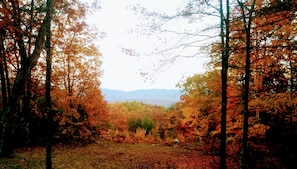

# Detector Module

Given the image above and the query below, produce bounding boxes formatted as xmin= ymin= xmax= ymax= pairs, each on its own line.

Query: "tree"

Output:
xmin=0 ymin=25 xmax=7 ymax=120
xmin=234 ymin=0 xmax=256 ymax=168
xmin=177 ymin=71 xmax=221 ymax=142
xmin=45 ymin=0 xmax=54 ymax=168
xmin=130 ymin=1 xmax=231 ymax=166
xmin=131 ymin=1 xmax=233 ymax=167
xmin=228 ymin=0 xmax=297 ymax=167
xmin=0 ymin=0 xmax=105 ymax=157
xmin=0 ymin=0 xmax=55 ymax=157
xmin=219 ymin=0 xmax=230 ymax=168
xmin=107 ymin=102 xmax=130 ymax=131
xmin=47 ymin=0 xmax=107 ymax=142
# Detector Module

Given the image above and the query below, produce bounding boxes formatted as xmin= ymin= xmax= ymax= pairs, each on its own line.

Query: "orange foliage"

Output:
xmin=30 ymin=0 xmax=108 ymax=142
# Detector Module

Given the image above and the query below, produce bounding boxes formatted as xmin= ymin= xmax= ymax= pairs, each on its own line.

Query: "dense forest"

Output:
xmin=0 ymin=0 xmax=297 ymax=168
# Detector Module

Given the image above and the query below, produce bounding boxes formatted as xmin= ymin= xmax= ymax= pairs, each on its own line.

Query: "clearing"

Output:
xmin=0 ymin=141 xmax=222 ymax=169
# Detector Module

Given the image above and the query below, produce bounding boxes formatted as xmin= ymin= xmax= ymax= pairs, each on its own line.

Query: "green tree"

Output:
xmin=141 ymin=116 xmax=154 ymax=134
xmin=128 ymin=115 xmax=154 ymax=134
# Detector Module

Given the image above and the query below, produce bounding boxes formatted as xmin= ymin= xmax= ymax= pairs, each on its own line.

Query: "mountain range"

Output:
xmin=101 ymin=88 xmax=182 ymax=107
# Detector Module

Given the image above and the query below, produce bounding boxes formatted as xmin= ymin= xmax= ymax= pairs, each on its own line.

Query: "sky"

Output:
xmin=86 ymin=0 xmax=216 ymax=91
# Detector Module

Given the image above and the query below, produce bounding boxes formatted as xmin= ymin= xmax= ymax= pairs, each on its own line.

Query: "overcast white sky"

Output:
xmin=86 ymin=0 xmax=217 ymax=91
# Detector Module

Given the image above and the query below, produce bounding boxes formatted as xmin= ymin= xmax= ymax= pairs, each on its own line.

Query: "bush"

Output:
xmin=141 ymin=116 xmax=154 ymax=134
xmin=134 ymin=128 xmax=147 ymax=142
xmin=128 ymin=116 xmax=154 ymax=135
xmin=128 ymin=118 xmax=142 ymax=132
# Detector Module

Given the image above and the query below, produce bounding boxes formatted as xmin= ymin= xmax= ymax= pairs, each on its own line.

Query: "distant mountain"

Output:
xmin=101 ymin=88 xmax=181 ymax=107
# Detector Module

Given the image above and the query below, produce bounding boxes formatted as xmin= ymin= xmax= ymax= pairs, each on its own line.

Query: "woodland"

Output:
xmin=0 ymin=0 xmax=297 ymax=169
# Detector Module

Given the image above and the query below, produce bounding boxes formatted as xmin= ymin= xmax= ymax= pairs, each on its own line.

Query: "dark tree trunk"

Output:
xmin=237 ymin=1 xmax=256 ymax=168
xmin=0 ymin=30 xmax=8 ymax=114
xmin=45 ymin=0 xmax=54 ymax=168
xmin=0 ymin=30 xmax=8 ymax=148
xmin=219 ymin=0 xmax=230 ymax=168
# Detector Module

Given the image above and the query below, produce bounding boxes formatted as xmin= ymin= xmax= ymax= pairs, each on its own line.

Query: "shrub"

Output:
xmin=134 ymin=128 xmax=147 ymax=142
xmin=128 ymin=116 xmax=154 ymax=134
xmin=141 ymin=116 xmax=154 ymax=134
xmin=128 ymin=118 xmax=142 ymax=132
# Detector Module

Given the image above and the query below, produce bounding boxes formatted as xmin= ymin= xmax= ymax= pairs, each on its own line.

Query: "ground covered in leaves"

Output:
xmin=0 ymin=140 xmax=225 ymax=169
xmin=0 ymin=140 xmax=287 ymax=169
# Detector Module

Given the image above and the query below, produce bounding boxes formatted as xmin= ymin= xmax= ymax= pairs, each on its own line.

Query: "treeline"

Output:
xmin=102 ymin=101 xmax=179 ymax=143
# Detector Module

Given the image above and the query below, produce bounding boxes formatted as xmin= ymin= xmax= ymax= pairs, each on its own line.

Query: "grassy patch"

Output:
xmin=0 ymin=141 xmax=219 ymax=169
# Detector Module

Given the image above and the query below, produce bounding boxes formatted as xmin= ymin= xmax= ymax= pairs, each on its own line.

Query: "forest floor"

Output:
xmin=0 ymin=140 xmax=229 ymax=169
xmin=0 ymin=140 xmax=287 ymax=169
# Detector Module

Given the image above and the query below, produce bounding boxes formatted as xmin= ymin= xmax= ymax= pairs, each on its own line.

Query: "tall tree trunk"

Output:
xmin=237 ymin=0 xmax=256 ymax=168
xmin=0 ymin=30 xmax=8 ymax=114
xmin=45 ymin=0 xmax=54 ymax=168
xmin=219 ymin=0 xmax=230 ymax=168
xmin=0 ymin=0 xmax=56 ymax=157
xmin=21 ymin=0 xmax=35 ymax=144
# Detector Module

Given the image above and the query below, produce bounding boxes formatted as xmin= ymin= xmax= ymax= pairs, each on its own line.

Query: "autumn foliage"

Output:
xmin=0 ymin=0 xmax=297 ymax=168
xmin=97 ymin=1 xmax=297 ymax=168
xmin=0 ymin=0 xmax=107 ymax=148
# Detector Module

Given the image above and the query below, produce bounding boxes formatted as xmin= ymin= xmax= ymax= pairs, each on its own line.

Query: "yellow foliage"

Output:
xmin=124 ymin=133 xmax=134 ymax=143
xmin=134 ymin=128 xmax=147 ymax=143
xmin=249 ymin=124 xmax=270 ymax=138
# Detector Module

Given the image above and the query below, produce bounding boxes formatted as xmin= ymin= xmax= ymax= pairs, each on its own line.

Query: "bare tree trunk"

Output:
xmin=45 ymin=0 xmax=54 ymax=168
xmin=237 ymin=0 xmax=256 ymax=168
xmin=219 ymin=0 xmax=230 ymax=168
xmin=0 ymin=30 xmax=8 ymax=114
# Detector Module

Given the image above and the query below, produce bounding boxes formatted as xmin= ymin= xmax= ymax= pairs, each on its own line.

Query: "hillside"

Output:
xmin=101 ymin=88 xmax=181 ymax=107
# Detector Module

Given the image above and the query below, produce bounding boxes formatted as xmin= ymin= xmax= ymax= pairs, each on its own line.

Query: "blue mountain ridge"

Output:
xmin=101 ymin=88 xmax=182 ymax=107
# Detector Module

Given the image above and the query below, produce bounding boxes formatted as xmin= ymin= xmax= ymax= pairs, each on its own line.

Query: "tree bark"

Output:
xmin=237 ymin=0 xmax=256 ymax=168
xmin=45 ymin=0 xmax=53 ymax=168
xmin=219 ymin=0 xmax=230 ymax=168
xmin=0 ymin=30 xmax=8 ymax=114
